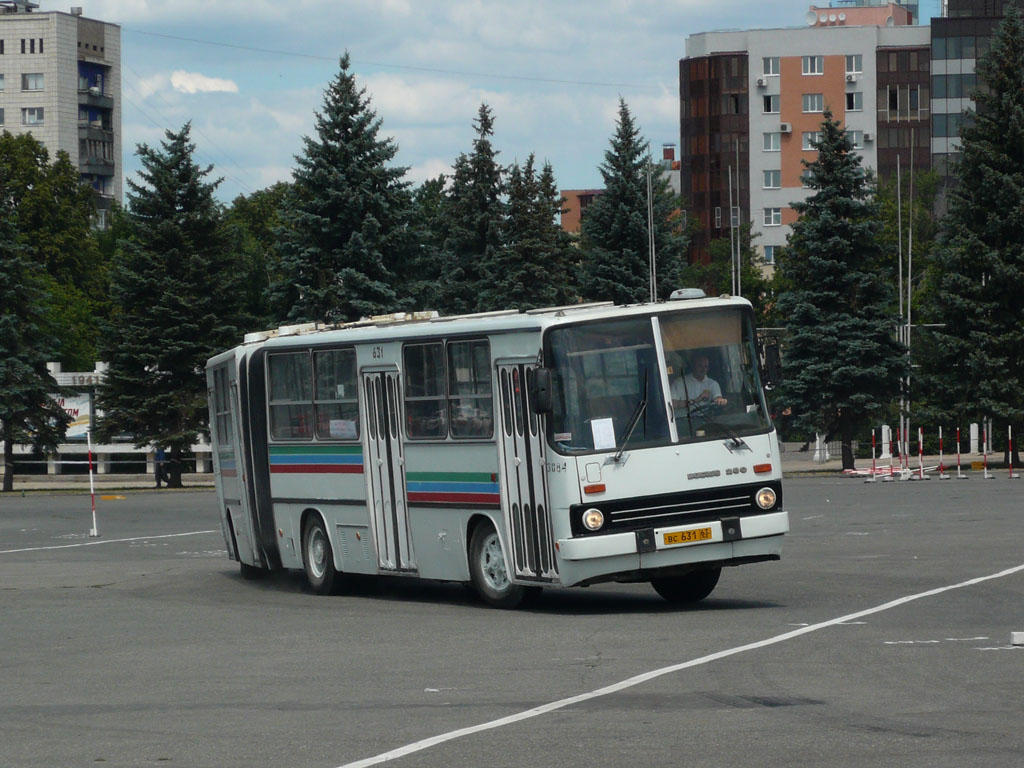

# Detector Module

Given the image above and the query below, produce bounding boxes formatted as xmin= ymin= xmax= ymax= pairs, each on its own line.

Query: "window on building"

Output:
xmin=802 ymin=131 xmax=822 ymax=150
xmin=763 ymin=169 xmax=781 ymax=189
xmin=763 ymin=131 xmax=781 ymax=151
xmin=21 ymin=73 xmax=44 ymax=91
xmin=801 ymin=169 xmax=814 ymax=187
xmin=762 ymin=56 xmax=780 ymax=75
xmin=22 ymin=107 xmax=44 ymax=125
xmin=846 ymin=91 xmax=863 ymax=111
xmin=763 ymin=245 xmax=776 ymax=264
xmin=0 ymin=74 xmax=4 ymax=92
xmin=802 ymin=93 xmax=824 ymax=113
xmin=21 ymin=38 xmax=26 ymax=54
xmin=0 ymin=40 xmax=5 ymax=55
xmin=802 ymin=55 xmax=824 ymax=75
xmin=846 ymin=130 xmax=864 ymax=148
xmin=0 ymin=109 xmax=4 ymax=126
xmin=763 ymin=207 xmax=782 ymax=226
xmin=763 ymin=94 xmax=780 ymax=113
xmin=313 ymin=349 xmax=359 ymax=440
xmin=889 ymin=87 xmax=899 ymax=112
xmin=846 ymin=54 xmax=863 ymax=74
xmin=714 ymin=207 xmax=722 ymax=228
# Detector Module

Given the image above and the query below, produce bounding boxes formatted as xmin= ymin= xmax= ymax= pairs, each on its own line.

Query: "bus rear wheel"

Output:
xmin=469 ymin=522 xmax=525 ymax=609
xmin=302 ymin=516 xmax=342 ymax=595
xmin=650 ymin=567 xmax=721 ymax=604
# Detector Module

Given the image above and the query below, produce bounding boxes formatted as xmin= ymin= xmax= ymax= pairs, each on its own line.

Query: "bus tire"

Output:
xmin=469 ymin=522 xmax=525 ymax=609
xmin=650 ymin=567 xmax=721 ymax=604
xmin=302 ymin=515 xmax=341 ymax=595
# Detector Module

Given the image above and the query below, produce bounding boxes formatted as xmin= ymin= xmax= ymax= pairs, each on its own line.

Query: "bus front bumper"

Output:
xmin=556 ymin=510 xmax=789 ymax=561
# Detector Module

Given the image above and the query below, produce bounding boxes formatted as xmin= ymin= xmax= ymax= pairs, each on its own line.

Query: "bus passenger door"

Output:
xmin=227 ymin=378 xmax=259 ymax=566
xmin=497 ymin=361 xmax=558 ymax=582
xmin=362 ymin=369 xmax=415 ymax=573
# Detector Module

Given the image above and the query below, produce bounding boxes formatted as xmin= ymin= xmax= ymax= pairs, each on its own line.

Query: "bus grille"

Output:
xmin=569 ymin=480 xmax=782 ymax=537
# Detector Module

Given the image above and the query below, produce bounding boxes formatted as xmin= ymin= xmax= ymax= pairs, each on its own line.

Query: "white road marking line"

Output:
xmin=337 ymin=562 xmax=1024 ymax=768
xmin=0 ymin=530 xmax=218 ymax=554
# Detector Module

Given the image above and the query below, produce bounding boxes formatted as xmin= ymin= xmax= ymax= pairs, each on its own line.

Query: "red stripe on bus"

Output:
xmin=270 ymin=465 xmax=364 ymax=474
xmin=407 ymin=492 xmax=501 ymax=504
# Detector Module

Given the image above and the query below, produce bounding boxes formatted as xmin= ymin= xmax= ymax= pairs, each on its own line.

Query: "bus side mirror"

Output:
xmin=529 ymin=368 xmax=553 ymax=414
xmin=764 ymin=343 xmax=782 ymax=387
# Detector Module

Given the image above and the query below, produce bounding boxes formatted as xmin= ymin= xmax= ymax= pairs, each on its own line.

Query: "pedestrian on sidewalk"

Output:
xmin=155 ymin=446 xmax=169 ymax=488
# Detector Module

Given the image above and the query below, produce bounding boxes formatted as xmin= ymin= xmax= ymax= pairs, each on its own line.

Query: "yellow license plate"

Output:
xmin=663 ymin=527 xmax=713 ymax=546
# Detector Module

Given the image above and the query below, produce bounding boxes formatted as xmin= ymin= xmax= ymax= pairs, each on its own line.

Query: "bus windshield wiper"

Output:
xmin=613 ymin=369 xmax=648 ymax=464
xmin=700 ymin=415 xmax=750 ymax=452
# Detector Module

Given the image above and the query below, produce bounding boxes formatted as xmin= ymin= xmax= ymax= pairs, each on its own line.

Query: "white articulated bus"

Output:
xmin=206 ymin=294 xmax=788 ymax=607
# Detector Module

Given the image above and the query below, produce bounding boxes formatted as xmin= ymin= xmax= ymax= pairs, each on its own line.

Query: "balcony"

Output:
xmin=79 ymin=157 xmax=114 ymax=176
xmin=78 ymin=124 xmax=113 ymax=142
xmin=78 ymin=88 xmax=113 ymax=110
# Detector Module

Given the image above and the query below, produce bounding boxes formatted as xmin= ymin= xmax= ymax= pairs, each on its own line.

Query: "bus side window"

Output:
xmin=404 ymin=342 xmax=448 ymax=439
xmin=313 ymin=349 xmax=359 ymax=440
xmin=268 ymin=351 xmax=313 ymax=440
xmin=448 ymin=339 xmax=493 ymax=439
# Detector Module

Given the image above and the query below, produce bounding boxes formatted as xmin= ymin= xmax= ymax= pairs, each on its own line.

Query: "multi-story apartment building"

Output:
xmin=680 ymin=5 xmax=929 ymax=267
xmin=0 ymin=0 xmax=121 ymax=221
xmin=931 ymin=0 xmax=1018 ymax=183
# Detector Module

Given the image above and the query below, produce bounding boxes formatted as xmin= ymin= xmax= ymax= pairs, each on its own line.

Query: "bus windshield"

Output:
xmin=545 ymin=307 xmax=772 ymax=454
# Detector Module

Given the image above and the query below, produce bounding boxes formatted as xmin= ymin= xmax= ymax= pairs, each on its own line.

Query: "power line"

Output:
xmin=123 ymin=27 xmax=659 ymax=91
xmin=123 ymin=63 xmax=257 ymax=192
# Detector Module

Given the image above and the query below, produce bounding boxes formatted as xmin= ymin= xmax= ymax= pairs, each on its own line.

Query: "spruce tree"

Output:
xmin=774 ymin=108 xmax=905 ymax=469
xmin=480 ymin=155 xmax=574 ymax=311
xmin=0 ymin=190 xmax=68 ymax=492
xmin=96 ymin=123 xmax=243 ymax=487
xmin=406 ymin=175 xmax=449 ymax=311
xmin=440 ymin=103 xmax=506 ymax=314
xmin=579 ymin=98 xmax=687 ymax=304
xmin=919 ymin=7 xmax=1024 ymax=460
xmin=270 ymin=54 xmax=412 ymax=324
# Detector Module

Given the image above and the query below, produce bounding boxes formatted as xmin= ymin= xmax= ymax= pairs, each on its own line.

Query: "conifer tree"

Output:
xmin=96 ymin=123 xmax=243 ymax=487
xmin=480 ymin=155 xmax=574 ymax=310
xmin=440 ymin=103 xmax=506 ymax=314
xmin=271 ymin=54 xmax=412 ymax=324
xmin=0 ymin=183 xmax=69 ymax=492
xmin=919 ymin=7 xmax=1024 ymax=460
xmin=579 ymin=98 xmax=687 ymax=304
xmin=405 ymin=175 xmax=449 ymax=311
xmin=774 ymin=108 xmax=905 ymax=469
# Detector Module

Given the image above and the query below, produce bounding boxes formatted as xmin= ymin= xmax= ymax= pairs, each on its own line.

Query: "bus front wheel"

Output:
xmin=469 ymin=522 xmax=525 ymax=609
xmin=650 ymin=567 xmax=721 ymax=604
xmin=302 ymin=516 xmax=341 ymax=595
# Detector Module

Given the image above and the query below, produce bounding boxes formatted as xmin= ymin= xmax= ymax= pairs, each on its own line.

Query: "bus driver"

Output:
xmin=671 ymin=352 xmax=727 ymax=418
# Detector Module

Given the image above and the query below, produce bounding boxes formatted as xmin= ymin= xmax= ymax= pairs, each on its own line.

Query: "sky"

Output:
xmin=67 ymin=0 xmax=942 ymax=204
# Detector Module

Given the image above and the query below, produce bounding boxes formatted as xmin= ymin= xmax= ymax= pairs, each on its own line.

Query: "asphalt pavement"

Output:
xmin=1 ymin=478 xmax=1022 ymax=768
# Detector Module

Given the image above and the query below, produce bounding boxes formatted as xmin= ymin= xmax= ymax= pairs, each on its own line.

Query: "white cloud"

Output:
xmin=406 ymin=157 xmax=452 ymax=185
xmin=170 ymin=71 xmax=239 ymax=94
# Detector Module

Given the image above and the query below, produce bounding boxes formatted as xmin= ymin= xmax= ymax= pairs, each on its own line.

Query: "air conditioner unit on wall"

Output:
xmin=846 ymin=73 xmax=857 ymax=82
xmin=864 ymin=132 xmax=874 ymax=141
xmin=756 ymin=77 xmax=767 ymax=87
xmin=779 ymin=122 xmax=792 ymax=133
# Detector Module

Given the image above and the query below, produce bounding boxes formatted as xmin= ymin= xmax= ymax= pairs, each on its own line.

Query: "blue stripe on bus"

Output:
xmin=406 ymin=481 xmax=498 ymax=494
xmin=270 ymin=454 xmax=363 ymax=465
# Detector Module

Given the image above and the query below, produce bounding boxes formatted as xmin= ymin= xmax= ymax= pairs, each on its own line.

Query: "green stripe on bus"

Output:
xmin=406 ymin=471 xmax=495 ymax=482
xmin=269 ymin=445 xmax=363 ymax=455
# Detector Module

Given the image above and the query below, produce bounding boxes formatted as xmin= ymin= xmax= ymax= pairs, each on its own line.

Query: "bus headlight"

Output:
xmin=755 ymin=487 xmax=777 ymax=510
xmin=582 ymin=508 xmax=605 ymax=531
